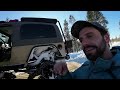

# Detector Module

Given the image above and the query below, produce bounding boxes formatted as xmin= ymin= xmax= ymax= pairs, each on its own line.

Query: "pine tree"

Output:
xmin=69 ymin=15 xmax=76 ymax=24
xmin=87 ymin=11 xmax=95 ymax=22
xmin=69 ymin=15 xmax=81 ymax=52
xmin=63 ymin=19 xmax=70 ymax=41
xmin=6 ymin=17 xmax=9 ymax=22
xmin=87 ymin=11 xmax=108 ymax=30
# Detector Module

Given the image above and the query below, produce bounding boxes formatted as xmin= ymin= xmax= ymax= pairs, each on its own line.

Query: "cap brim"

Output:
xmin=71 ymin=21 xmax=97 ymax=39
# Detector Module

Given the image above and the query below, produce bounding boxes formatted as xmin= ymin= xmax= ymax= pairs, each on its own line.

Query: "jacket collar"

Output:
xmin=89 ymin=47 xmax=120 ymax=73
xmin=91 ymin=57 xmax=113 ymax=72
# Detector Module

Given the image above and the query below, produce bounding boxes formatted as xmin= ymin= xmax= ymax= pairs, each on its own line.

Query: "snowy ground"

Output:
xmin=66 ymin=50 xmax=88 ymax=64
xmin=66 ymin=41 xmax=120 ymax=64
xmin=110 ymin=41 xmax=120 ymax=48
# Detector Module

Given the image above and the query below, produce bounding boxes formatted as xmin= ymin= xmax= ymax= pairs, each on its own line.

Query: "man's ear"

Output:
xmin=104 ymin=32 xmax=110 ymax=43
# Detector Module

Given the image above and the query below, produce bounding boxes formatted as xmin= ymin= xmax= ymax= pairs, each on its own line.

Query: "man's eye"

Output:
xmin=87 ymin=35 xmax=92 ymax=38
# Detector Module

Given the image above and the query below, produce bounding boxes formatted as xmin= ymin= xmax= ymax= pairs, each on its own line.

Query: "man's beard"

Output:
xmin=83 ymin=39 xmax=106 ymax=61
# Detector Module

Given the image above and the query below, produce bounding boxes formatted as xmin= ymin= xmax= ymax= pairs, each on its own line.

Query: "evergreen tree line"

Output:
xmin=111 ymin=36 xmax=120 ymax=42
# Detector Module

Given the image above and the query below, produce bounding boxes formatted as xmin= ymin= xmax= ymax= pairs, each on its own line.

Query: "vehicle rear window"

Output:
xmin=20 ymin=24 xmax=57 ymax=39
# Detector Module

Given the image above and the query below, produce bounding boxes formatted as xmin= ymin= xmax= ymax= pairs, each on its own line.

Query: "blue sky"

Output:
xmin=0 ymin=11 xmax=120 ymax=39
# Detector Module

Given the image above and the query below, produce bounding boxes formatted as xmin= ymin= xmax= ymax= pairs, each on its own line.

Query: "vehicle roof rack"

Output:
xmin=21 ymin=17 xmax=57 ymax=24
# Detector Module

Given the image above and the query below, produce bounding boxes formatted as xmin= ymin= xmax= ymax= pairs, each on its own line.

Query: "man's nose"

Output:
xmin=81 ymin=39 xmax=89 ymax=47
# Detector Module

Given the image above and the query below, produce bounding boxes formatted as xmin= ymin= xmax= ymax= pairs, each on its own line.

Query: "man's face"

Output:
xmin=79 ymin=27 xmax=107 ymax=61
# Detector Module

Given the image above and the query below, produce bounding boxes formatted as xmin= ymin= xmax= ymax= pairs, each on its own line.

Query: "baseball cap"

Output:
xmin=71 ymin=20 xmax=108 ymax=39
